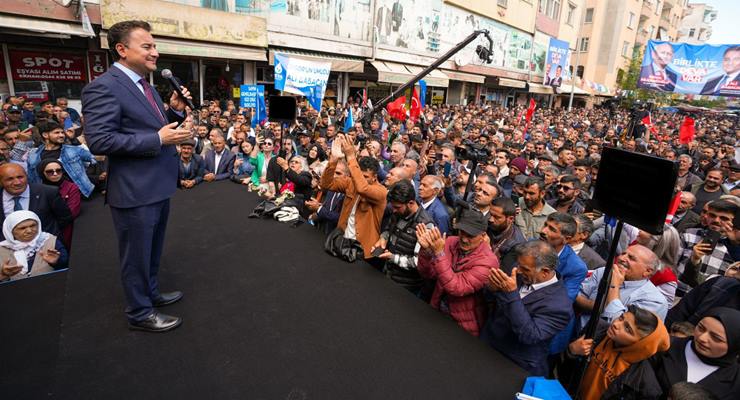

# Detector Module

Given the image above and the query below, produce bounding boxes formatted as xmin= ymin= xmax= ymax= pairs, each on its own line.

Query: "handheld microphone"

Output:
xmin=161 ymin=69 xmax=195 ymax=110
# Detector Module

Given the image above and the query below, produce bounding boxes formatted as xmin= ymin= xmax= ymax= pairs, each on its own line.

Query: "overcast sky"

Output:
xmin=698 ymin=0 xmax=739 ymax=44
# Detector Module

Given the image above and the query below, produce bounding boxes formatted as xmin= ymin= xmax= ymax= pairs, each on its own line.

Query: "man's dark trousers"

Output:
xmin=110 ymin=199 xmax=170 ymax=322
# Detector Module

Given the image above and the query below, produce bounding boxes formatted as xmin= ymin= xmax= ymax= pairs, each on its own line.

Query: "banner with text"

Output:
xmin=273 ymin=53 xmax=331 ymax=110
xmin=638 ymin=40 xmax=740 ymax=97
xmin=9 ymin=50 xmax=86 ymax=82
xmin=239 ymin=84 xmax=265 ymax=108
xmin=543 ymin=38 xmax=570 ymax=88
xmin=87 ymin=51 xmax=108 ymax=81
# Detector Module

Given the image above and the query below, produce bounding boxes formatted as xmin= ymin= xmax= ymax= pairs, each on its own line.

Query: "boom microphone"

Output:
xmin=161 ymin=69 xmax=195 ymax=110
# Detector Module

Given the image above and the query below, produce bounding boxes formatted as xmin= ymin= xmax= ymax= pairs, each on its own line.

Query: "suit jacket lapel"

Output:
xmin=110 ymin=67 xmax=163 ymax=124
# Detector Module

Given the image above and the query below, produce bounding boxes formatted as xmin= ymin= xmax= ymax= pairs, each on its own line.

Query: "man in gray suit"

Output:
xmin=571 ymin=214 xmax=605 ymax=270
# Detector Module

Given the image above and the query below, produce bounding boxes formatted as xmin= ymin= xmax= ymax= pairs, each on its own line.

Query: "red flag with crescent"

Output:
xmin=409 ymin=88 xmax=421 ymax=123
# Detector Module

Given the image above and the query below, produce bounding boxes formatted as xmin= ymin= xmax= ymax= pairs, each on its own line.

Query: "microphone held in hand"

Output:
xmin=161 ymin=69 xmax=195 ymax=110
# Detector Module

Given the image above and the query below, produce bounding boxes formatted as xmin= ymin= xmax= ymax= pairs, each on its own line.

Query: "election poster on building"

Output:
xmin=543 ymin=38 xmax=570 ymax=88
xmin=273 ymin=53 xmax=331 ymax=110
xmin=638 ymin=40 xmax=740 ymax=97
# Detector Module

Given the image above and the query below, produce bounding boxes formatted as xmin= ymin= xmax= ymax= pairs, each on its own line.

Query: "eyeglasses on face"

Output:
xmin=44 ymin=168 xmax=63 ymax=175
xmin=556 ymin=184 xmax=574 ymax=191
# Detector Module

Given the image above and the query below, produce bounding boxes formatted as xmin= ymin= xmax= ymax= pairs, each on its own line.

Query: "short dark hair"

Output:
xmin=628 ymin=305 xmax=659 ymax=338
xmin=546 ymin=212 xmax=577 ymax=238
xmin=358 ymin=156 xmax=379 ymax=175
xmin=108 ymin=20 xmax=152 ymax=61
xmin=559 ymin=174 xmax=582 ymax=190
xmin=575 ymin=214 xmax=595 ymax=235
xmin=491 ymin=197 xmax=516 ymax=217
xmin=524 ymin=176 xmax=545 ymax=191
xmin=573 ymin=158 xmax=591 ymax=168
xmin=387 ymin=180 xmax=416 ymax=204
xmin=38 ymin=120 xmax=62 ymax=135
xmin=723 ymin=46 xmax=740 ymax=57
xmin=707 ymin=199 xmax=738 ymax=215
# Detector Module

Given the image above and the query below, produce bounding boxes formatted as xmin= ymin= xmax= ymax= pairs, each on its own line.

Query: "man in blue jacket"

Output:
xmin=82 ymin=20 xmax=193 ymax=332
xmin=418 ymin=175 xmax=450 ymax=235
xmin=481 ymin=240 xmax=573 ymax=376
xmin=539 ymin=212 xmax=588 ymax=355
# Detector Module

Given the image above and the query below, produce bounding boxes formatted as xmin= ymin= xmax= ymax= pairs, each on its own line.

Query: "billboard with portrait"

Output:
xmin=543 ymin=38 xmax=570 ymax=88
xmin=638 ymin=40 xmax=740 ymax=97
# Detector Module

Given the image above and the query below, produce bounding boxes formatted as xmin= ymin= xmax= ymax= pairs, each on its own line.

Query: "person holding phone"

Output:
xmin=678 ymin=199 xmax=738 ymax=288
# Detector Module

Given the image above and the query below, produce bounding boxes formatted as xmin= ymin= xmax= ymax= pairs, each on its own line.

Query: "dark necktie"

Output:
xmin=138 ymin=78 xmax=165 ymax=123
xmin=13 ymin=196 xmax=22 ymax=211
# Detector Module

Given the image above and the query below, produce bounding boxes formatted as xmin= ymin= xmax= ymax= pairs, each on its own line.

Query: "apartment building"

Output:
xmin=677 ymin=3 xmax=718 ymax=44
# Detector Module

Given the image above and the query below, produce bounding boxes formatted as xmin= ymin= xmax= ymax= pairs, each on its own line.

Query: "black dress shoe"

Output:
xmin=153 ymin=291 xmax=183 ymax=307
xmin=128 ymin=311 xmax=182 ymax=332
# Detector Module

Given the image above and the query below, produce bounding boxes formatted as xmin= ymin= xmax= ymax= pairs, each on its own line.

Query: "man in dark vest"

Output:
xmin=371 ymin=179 xmax=435 ymax=297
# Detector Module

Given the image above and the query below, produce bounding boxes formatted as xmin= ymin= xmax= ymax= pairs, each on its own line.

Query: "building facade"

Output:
xmin=677 ymin=2 xmax=717 ymax=44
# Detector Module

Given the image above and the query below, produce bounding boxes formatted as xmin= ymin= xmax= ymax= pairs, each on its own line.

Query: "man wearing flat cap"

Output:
xmin=415 ymin=208 xmax=499 ymax=336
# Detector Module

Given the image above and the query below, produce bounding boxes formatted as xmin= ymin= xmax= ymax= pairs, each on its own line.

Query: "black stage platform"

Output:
xmin=20 ymin=182 xmax=525 ymax=399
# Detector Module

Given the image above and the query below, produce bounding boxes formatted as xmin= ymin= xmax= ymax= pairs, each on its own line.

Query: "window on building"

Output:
xmin=622 ymin=41 xmax=630 ymax=57
xmin=648 ymin=25 xmax=655 ymax=38
xmin=584 ymin=8 xmax=594 ymax=23
xmin=552 ymin=0 xmax=561 ymax=19
xmin=566 ymin=2 xmax=577 ymax=25
xmin=497 ymin=0 xmax=508 ymax=7
xmin=579 ymin=37 xmax=590 ymax=52
xmin=689 ymin=28 xmax=695 ymax=37
xmin=539 ymin=0 xmax=546 ymax=13
xmin=576 ymin=65 xmax=584 ymax=78
xmin=616 ymin=68 xmax=625 ymax=84
xmin=655 ymin=0 xmax=661 ymax=15
xmin=628 ymin=12 xmax=635 ymax=29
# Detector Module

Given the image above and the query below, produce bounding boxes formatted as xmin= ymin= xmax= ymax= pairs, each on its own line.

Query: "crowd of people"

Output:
xmin=1 ymin=92 xmax=739 ymax=399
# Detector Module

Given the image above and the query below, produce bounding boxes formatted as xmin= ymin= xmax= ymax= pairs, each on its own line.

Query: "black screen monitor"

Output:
xmin=592 ymin=147 xmax=678 ymax=235
xmin=268 ymin=96 xmax=297 ymax=123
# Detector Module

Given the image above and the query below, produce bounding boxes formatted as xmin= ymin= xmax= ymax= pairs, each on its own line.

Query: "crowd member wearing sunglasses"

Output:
xmin=248 ymin=134 xmax=275 ymax=196
xmin=36 ymin=159 xmax=80 ymax=250
xmin=547 ymin=175 xmax=585 ymax=215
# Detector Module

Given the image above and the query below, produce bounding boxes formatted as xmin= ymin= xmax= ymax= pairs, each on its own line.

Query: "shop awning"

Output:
xmin=268 ymin=49 xmax=364 ymax=73
xmin=100 ymin=32 xmax=266 ymax=61
xmin=556 ymin=84 xmax=590 ymax=95
xmin=0 ymin=14 xmax=94 ymax=38
xmin=496 ymin=77 xmax=527 ymax=89
xmin=370 ymin=61 xmax=449 ymax=88
xmin=442 ymin=69 xmax=485 ymax=84
xmin=528 ymin=83 xmax=554 ymax=94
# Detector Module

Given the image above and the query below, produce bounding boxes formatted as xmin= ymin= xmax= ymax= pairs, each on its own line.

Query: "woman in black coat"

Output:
xmin=275 ymin=155 xmax=314 ymax=217
xmin=648 ymin=307 xmax=740 ymax=400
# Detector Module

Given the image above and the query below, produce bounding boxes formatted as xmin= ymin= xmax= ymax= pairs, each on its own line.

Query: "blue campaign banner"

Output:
xmin=638 ymin=40 xmax=740 ymax=97
xmin=544 ymin=38 xmax=570 ymax=88
xmin=274 ymin=53 xmax=331 ymax=110
xmin=239 ymin=84 xmax=263 ymax=108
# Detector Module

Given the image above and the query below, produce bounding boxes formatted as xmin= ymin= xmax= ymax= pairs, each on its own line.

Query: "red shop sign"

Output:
xmin=87 ymin=50 xmax=108 ymax=81
xmin=9 ymin=50 xmax=87 ymax=82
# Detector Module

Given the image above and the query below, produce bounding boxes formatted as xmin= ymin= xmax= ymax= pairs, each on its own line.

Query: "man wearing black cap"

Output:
xmin=416 ymin=208 xmax=499 ymax=336
xmin=296 ymin=129 xmax=312 ymax=157
xmin=5 ymin=105 xmax=28 ymax=131
xmin=178 ymin=139 xmax=205 ymax=189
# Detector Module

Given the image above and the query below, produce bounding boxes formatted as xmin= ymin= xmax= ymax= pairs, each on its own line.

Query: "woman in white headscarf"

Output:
xmin=0 ymin=210 xmax=68 ymax=281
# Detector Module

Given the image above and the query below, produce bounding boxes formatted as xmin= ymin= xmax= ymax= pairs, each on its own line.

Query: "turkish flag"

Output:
xmin=409 ymin=88 xmax=421 ymax=123
xmin=525 ymin=98 xmax=536 ymax=123
xmin=679 ymin=116 xmax=695 ymax=144
xmin=641 ymin=113 xmax=651 ymax=126
xmin=386 ymin=96 xmax=407 ymax=121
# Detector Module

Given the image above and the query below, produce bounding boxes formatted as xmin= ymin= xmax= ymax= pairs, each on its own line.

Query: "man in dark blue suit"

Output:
xmin=700 ymin=46 xmax=740 ymax=96
xmin=418 ymin=175 xmax=450 ymax=234
xmin=638 ymin=42 xmax=677 ymax=92
xmin=82 ymin=21 xmax=193 ymax=332
xmin=203 ymin=133 xmax=235 ymax=182
xmin=481 ymin=240 xmax=573 ymax=376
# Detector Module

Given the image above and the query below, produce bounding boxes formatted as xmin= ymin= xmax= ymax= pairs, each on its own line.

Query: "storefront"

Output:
xmin=442 ymin=70 xmax=485 ymax=105
xmin=527 ymin=82 xmax=554 ymax=107
xmin=555 ymin=84 xmax=592 ymax=108
xmin=0 ymin=14 xmax=96 ymax=108
xmin=97 ymin=32 xmax=267 ymax=107
xmin=349 ymin=60 xmax=450 ymax=106
xmin=484 ymin=77 xmax=528 ymax=108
